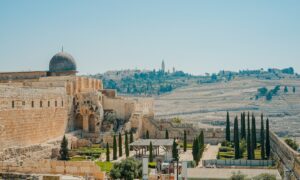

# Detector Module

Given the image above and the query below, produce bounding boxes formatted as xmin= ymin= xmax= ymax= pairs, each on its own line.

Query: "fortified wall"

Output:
xmin=0 ymin=159 xmax=105 ymax=180
xmin=270 ymin=131 xmax=300 ymax=179
xmin=0 ymin=85 xmax=68 ymax=151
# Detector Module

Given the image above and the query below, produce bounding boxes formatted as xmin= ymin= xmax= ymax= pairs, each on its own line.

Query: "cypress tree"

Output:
xmin=226 ymin=111 xmax=230 ymax=142
xmin=199 ymin=131 xmax=204 ymax=159
xmin=247 ymin=112 xmax=252 ymax=159
xmin=130 ymin=130 xmax=134 ymax=150
xmin=165 ymin=129 xmax=169 ymax=139
xmin=113 ymin=134 xmax=117 ymax=160
xmin=266 ymin=118 xmax=271 ymax=159
xmin=125 ymin=131 xmax=129 ymax=157
xmin=106 ymin=142 xmax=110 ymax=162
xmin=241 ymin=112 xmax=246 ymax=139
xmin=260 ymin=114 xmax=265 ymax=159
xmin=149 ymin=141 xmax=153 ymax=162
xmin=192 ymin=138 xmax=199 ymax=165
xmin=172 ymin=138 xmax=179 ymax=161
xmin=183 ymin=130 xmax=187 ymax=152
xmin=146 ymin=130 xmax=150 ymax=139
xmin=234 ymin=116 xmax=240 ymax=159
xmin=118 ymin=132 xmax=122 ymax=157
xmin=59 ymin=135 xmax=69 ymax=160
xmin=251 ymin=114 xmax=256 ymax=159
xmin=293 ymin=86 xmax=296 ymax=93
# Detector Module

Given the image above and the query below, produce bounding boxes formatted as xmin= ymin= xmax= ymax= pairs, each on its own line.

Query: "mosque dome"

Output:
xmin=49 ymin=51 xmax=77 ymax=72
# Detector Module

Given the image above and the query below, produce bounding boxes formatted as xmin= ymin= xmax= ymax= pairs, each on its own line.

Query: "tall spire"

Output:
xmin=61 ymin=46 xmax=64 ymax=52
xmin=161 ymin=59 xmax=165 ymax=72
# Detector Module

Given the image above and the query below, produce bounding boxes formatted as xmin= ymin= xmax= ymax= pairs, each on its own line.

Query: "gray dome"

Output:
xmin=49 ymin=51 xmax=77 ymax=72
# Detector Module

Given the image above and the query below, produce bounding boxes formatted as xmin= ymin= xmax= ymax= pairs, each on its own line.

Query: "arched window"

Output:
xmin=12 ymin=101 xmax=14 ymax=108
xmin=61 ymin=100 xmax=64 ymax=107
xmin=40 ymin=101 xmax=43 ymax=107
xmin=32 ymin=101 xmax=34 ymax=108
xmin=48 ymin=101 xmax=50 ymax=107
xmin=22 ymin=101 xmax=25 ymax=106
xmin=55 ymin=101 xmax=57 ymax=107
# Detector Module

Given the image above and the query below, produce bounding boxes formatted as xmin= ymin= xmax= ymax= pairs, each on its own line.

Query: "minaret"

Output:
xmin=161 ymin=60 xmax=165 ymax=72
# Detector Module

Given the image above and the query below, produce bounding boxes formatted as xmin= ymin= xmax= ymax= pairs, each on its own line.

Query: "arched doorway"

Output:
xmin=88 ymin=114 xmax=96 ymax=133
xmin=74 ymin=114 xmax=83 ymax=130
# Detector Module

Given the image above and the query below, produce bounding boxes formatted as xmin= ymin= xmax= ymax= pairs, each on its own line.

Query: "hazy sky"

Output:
xmin=0 ymin=0 xmax=299 ymax=75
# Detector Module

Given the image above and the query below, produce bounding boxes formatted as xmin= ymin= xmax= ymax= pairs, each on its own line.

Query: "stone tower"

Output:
xmin=161 ymin=60 xmax=165 ymax=72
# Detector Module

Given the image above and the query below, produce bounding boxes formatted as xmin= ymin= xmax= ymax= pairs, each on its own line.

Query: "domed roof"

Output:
xmin=49 ymin=51 xmax=77 ymax=72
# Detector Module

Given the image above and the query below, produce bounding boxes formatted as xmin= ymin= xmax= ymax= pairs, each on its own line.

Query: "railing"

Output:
xmin=203 ymin=159 xmax=275 ymax=167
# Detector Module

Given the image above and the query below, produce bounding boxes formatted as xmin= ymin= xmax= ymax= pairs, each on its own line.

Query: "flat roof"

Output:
xmin=187 ymin=168 xmax=281 ymax=179
xmin=130 ymin=139 xmax=173 ymax=147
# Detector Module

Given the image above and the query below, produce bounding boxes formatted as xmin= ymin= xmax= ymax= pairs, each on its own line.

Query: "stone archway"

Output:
xmin=88 ymin=114 xmax=96 ymax=133
xmin=75 ymin=114 xmax=83 ymax=130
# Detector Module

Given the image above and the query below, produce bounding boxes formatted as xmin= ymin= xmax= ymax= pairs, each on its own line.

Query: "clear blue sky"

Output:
xmin=0 ymin=0 xmax=299 ymax=75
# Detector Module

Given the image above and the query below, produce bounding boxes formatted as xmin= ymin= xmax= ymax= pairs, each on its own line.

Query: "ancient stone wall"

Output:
xmin=0 ymin=71 xmax=47 ymax=82
xmin=270 ymin=131 xmax=300 ymax=179
xmin=102 ymin=96 xmax=134 ymax=120
xmin=0 ymin=85 xmax=68 ymax=151
xmin=0 ymin=159 xmax=105 ymax=180
xmin=142 ymin=117 xmax=262 ymax=145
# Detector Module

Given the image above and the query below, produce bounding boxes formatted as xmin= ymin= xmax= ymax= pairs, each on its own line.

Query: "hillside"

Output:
xmin=90 ymin=67 xmax=297 ymax=96
xmin=154 ymin=77 xmax=300 ymax=138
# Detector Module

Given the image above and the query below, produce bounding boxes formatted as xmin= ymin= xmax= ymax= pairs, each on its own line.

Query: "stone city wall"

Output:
xmin=0 ymin=85 xmax=68 ymax=151
xmin=102 ymin=96 xmax=135 ymax=120
xmin=270 ymin=131 xmax=300 ymax=179
xmin=103 ymin=96 xmax=153 ymax=121
xmin=0 ymin=71 xmax=47 ymax=82
xmin=0 ymin=159 xmax=105 ymax=180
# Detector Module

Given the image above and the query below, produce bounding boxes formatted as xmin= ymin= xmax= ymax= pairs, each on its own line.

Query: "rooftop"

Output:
xmin=129 ymin=139 xmax=173 ymax=147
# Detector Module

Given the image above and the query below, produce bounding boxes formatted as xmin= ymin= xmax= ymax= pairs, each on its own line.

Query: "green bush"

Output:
xmin=285 ymin=138 xmax=299 ymax=151
xmin=96 ymin=161 xmax=113 ymax=173
xmin=230 ymin=171 xmax=247 ymax=180
xmin=219 ymin=146 xmax=234 ymax=152
xmin=218 ymin=152 xmax=234 ymax=159
xmin=253 ymin=173 xmax=276 ymax=180
xmin=148 ymin=162 xmax=156 ymax=168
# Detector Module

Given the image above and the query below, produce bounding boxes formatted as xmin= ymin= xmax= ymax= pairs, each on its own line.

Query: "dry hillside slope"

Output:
xmin=154 ymin=78 xmax=300 ymax=138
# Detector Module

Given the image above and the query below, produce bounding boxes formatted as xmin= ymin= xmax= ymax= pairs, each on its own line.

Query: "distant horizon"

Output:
xmin=0 ymin=1 xmax=299 ymax=75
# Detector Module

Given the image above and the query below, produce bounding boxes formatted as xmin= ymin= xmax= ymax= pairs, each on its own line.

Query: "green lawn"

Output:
xmin=179 ymin=142 xmax=193 ymax=149
xmin=95 ymin=161 xmax=113 ymax=173
xmin=68 ymin=144 xmax=112 ymax=162
xmin=218 ymin=145 xmax=263 ymax=160
xmin=69 ymin=156 xmax=87 ymax=161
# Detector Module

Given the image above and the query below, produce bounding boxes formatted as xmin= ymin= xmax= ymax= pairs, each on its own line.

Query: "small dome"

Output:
xmin=49 ymin=51 xmax=77 ymax=72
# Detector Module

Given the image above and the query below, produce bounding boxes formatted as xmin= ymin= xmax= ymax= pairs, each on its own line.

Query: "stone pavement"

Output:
xmin=198 ymin=143 xmax=220 ymax=167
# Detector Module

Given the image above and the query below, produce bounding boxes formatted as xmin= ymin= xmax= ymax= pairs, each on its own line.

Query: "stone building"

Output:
xmin=0 ymin=50 xmax=153 ymax=160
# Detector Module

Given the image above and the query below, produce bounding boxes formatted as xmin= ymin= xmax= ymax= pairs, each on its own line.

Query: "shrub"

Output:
xmin=219 ymin=146 xmax=234 ymax=152
xmin=285 ymin=138 xmax=299 ymax=151
xmin=253 ymin=173 xmax=276 ymax=180
xmin=148 ymin=162 xmax=156 ymax=168
xmin=230 ymin=171 xmax=247 ymax=180
xmin=110 ymin=158 xmax=142 ymax=180
xmin=258 ymin=87 xmax=268 ymax=96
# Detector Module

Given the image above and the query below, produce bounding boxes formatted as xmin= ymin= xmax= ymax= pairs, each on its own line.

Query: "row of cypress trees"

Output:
xmin=107 ymin=131 xmax=134 ymax=161
xmin=226 ymin=111 xmax=271 ymax=160
xmin=192 ymin=131 xmax=204 ymax=165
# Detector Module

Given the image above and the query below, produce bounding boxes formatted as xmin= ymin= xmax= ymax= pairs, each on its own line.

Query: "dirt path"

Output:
xmin=198 ymin=144 xmax=220 ymax=167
